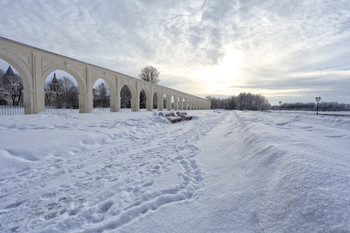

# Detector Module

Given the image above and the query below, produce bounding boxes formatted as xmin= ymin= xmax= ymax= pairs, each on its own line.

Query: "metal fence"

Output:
xmin=0 ymin=106 xmax=122 ymax=115
xmin=0 ymin=105 xmax=25 ymax=115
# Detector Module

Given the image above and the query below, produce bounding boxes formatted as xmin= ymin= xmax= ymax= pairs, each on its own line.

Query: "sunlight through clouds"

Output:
xmin=190 ymin=50 xmax=244 ymax=96
xmin=0 ymin=0 xmax=350 ymax=104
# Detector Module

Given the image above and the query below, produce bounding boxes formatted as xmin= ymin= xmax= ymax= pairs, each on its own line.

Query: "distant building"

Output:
xmin=50 ymin=72 xmax=59 ymax=93
xmin=45 ymin=72 xmax=61 ymax=107
xmin=0 ymin=66 xmax=19 ymax=105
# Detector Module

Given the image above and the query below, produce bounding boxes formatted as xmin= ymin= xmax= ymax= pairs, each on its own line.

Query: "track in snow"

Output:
xmin=0 ymin=111 xmax=228 ymax=232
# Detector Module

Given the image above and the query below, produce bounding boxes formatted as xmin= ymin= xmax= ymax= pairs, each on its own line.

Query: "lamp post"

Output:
xmin=315 ymin=97 xmax=321 ymax=115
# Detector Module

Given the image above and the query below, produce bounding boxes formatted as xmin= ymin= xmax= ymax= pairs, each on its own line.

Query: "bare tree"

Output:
xmin=153 ymin=93 xmax=158 ymax=109
xmin=120 ymin=85 xmax=131 ymax=108
xmin=0 ymin=69 xmax=4 ymax=82
xmin=44 ymin=81 xmax=52 ymax=106
xmin=93 ymin=82 xmax=110 ymax=107
xmin=1 ymin=71 xmax=23 ymax=106
xmin=139 ymin=66 xmax=160 ymax=83
xmin=57 ymin=76 xmax=79 ymax=109
xmin=139 ymin=90 xmax=146 ymax=109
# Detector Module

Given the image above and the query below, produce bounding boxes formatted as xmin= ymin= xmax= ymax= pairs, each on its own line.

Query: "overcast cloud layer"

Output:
xmin=1 ymin=0 xmax=350 ymax=104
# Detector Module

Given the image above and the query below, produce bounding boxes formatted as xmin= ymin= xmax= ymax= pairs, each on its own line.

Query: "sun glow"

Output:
xmin=191 ymin=51 xmax=244 ymax=96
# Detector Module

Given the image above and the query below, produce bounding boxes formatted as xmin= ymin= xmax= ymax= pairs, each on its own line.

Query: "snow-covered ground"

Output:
xmin=0 ymin=110 xmax=349 ymax=232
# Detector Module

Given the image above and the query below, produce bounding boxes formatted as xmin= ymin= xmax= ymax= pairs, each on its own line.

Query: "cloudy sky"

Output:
xmin=1 ymin=0 xmax=350 ymax=105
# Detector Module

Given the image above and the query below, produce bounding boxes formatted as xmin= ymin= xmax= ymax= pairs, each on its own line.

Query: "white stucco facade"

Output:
xmin=0 ymin=37 xmax=210 ymax=114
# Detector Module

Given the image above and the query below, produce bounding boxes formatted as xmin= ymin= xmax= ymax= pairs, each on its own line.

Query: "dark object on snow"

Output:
xmin=176 ymin=111 xmax=193 ymax=121
xmin=159 ymin=111 xmax=187 ymax=123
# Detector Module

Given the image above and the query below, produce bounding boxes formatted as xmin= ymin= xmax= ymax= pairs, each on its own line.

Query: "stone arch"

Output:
xmin=152 ymin=90 xmax=161 ymax=110
xmin=139 ymin=88 xmax=147 ymax=109
xmin=1 ymin=37 xmax=211 ymax=114
xmin=91 ymin=73 xmax=117 ymax=112
xmin=119 ymin=81 xmax=137 ymax=110
xmin=0 ymin=49 xmax=31 ymax=92
xmin=120 ymin=84 xmax=131 ymax=109
xmin=119 ymin=79 xmax=136 ymax=99
xmin=44 ymin=71 xmax=78 ymax=109
xmin=91 ymin=74 xmax=116 ymax=96
xmin=163 ymin=93 xmax=167 ymax=109
xmin=92 ymin=78 xmax=110 ymax=108
xmin=41 ymin=65 xmax=85 ymax=93
xmin=153 ymin=92 xmax=158 ymax=110
xmin=0 ymin=49 xmax=33 ymax=113
xmin=42 ymin=67 xmax=84 ymax=113
xmin=170 ymin=95 xmax=175 ymax=110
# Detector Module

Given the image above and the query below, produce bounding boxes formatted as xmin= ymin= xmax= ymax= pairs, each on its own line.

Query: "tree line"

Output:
xmin=206 ymin=93 xmax=271 ymax=111
xmin=271 ymin=102 xmax=350 ymax=111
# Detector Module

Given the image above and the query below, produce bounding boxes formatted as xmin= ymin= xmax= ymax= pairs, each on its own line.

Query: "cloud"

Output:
xmin=0 ymin=0 xmax=350 ymax=104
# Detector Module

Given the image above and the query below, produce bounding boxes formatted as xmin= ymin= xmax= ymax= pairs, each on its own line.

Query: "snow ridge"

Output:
xmin=227 ymin=111 xmax=350 ymax=232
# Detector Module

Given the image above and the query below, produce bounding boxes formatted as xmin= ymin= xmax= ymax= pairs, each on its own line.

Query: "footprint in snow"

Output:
xmin=98 ymin=200 xmax=114 ymax=214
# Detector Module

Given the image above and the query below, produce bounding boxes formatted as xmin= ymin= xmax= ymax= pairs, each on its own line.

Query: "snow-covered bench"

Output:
xmin=176 ymin=111 xmax=193 ymax=121
xmin=159 ymin=111 xmax=182 ymax=123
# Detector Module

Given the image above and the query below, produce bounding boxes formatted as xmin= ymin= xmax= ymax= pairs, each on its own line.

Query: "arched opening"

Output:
xmin=1 ymin=49 xmax=36 ymax=114
xmin=93 ymin=78 xmax=110 ymax=109
xmin=139 ymin=89 xmax=147 ymax=110
xmin=153 ymin=92 xmax=158 ymax=110
xmin=0 ymin=59 xmax=23 ymax=107
xmin=171 ymin=96 xmax=175 ymax=110
xmin=120 ymin=85 xmax=132 ymax=109
xmin=163 ymin=94 xmax=167 ymax=109
xmin=44 ymin=70 xmax=79 ymax=110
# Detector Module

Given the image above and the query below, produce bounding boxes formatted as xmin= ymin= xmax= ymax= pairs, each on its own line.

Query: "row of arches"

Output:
xmin=1 ymin=63 xmax=209 ymax=113
xmin=0 ymin=37 xmax=211 ymax=114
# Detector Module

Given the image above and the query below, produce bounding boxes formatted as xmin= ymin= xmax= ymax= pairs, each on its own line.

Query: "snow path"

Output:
xmin=120 ymin=111 xmax=350 ymax=233
xmin=0 ymin=111 xmax=227 ymax=232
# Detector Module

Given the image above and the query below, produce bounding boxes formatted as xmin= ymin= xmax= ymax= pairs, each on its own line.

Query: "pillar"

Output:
xmin=132 ymin=82 xmax=139 ymax=112
xmin=33 ymin=53 xmax=44 ymax=113
xmin=174 ymin=95 xmax=178 ymax=110
xmin=110 ymin=96 xmax=118 ymax=112
xmin=147 ymin=93 xmax=153 ymax=111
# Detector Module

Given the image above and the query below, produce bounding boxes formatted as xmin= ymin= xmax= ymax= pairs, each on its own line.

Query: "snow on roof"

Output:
xmin=4 ymin=65 xmax=16 ymax=77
